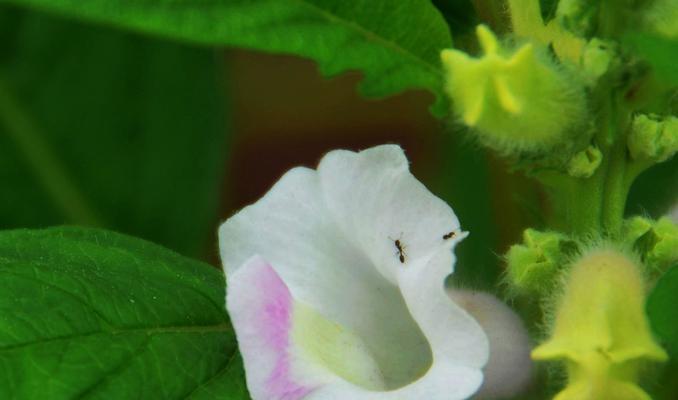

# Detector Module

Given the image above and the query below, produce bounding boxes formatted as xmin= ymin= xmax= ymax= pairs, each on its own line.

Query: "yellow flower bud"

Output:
xmin=441 ymin=25 xmax=587 ymax=153
xmin=532 ymin=249 xmax=668 ymax=400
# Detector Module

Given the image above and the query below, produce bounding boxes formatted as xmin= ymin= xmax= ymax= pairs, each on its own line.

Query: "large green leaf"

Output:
xmin=0 ymin=7 xmax=228 ymax=257
xmin=0 ymin=0 xmax=453 ymax=116
xmin=648 ymin=265 xmax=678 ymax=357
xmin=647 ymin=265 xmax=678 ymax=400
xmin=0 ymin=227 xmax=246 ymax=399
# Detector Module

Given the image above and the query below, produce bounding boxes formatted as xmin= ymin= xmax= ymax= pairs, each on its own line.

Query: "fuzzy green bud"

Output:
xmin=441 ymin=25 xmax=587 ymax=153
xmin=628 ymin=114 xmax=678 ymax=163
xmin=567 ymin=145 xmax=603 ymax=178
xmin=505 ymin=229 xmax=575 ymax=295
xmin=581 ymin=39 xmax=615 ymax=84
xmin=623 ymin=216 xmax=654 ymax=245
xmin=532 ymin=249 xmax=668 ymax=400
xmin=556 ymin=0 xmax=596 ymax=36
xmin=624 ymin=216 xmax=678 ymax=273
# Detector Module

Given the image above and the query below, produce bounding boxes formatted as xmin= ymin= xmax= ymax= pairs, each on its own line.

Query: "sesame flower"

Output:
xmin=219 ymin=145 xmax=490 ymax=400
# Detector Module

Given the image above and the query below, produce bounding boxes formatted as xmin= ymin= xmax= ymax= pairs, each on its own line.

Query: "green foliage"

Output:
xmin=0 ymin=0 xmax=675 ymax=398
xmin=431 ymin=0 xmax=478 ymax=35
xmin=627 ymin=156 xmax=678 ymax=218
xmin=434 ymin=133 xmax=501 ymax=290
xmin=648 ymin=267 xmax=678 ymax=400
xmin=0 ymin=0 xmax=453 ymax=116
xmin=0 ymin=7 xmax=228 ymax=257
xmin=648 ymin=265 xmax=678 ymax=357
xmin=0 ymin=226 xmax=246 ymax=399
xmin=624 ymin=33 xmax=678 ymax=86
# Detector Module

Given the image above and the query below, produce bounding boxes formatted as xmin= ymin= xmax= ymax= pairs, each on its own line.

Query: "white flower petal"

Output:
xmin=227 ymin=256 xmax=385 ymax=400
xmin=220 ymin=166 xmax=430 ymax=387
xmin=399 ymin=250 xmax=488 ymax=369
xmin=317 ymin=145 xmax=466 ymax=282
xmin=226 ymin=256 xmax=315 ymax=400
xmin=220 ymin=145 xmax=489 ymax=400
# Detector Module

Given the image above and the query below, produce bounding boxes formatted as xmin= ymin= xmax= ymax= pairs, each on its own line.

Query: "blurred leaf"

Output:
xmin=431 ymin=0 xmax=477 ymax=35
xmin=433 ymin=132 xmax=500 ymax=290
xmin=0 ymin=226 xmax=247 ymax=399
xmin=625 ymin=32 xmax=678 ymax=86
xmin=0 ymin=7 xmax=228 ymax=257
xmin=539 ymin=0 xmax=560 ymax=22
xmin=627 ymin=156 xmax=678 ymax=217
xmin=0 ymin=0 xmax=453 ymax=117
xmin=647 ymin=265 xmax=678 ymax=356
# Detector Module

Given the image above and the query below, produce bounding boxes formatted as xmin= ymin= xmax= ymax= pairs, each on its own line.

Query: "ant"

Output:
xmin=390 ymin=235 xmax=407 ymax=263
xmin=442 ymin=231 xmax=457 ymax=240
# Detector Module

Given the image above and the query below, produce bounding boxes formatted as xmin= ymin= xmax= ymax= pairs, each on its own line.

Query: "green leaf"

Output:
xmin=627 ymin=156 xmax=678 ymax=218
xmin=0 ymin=7 xmax=228 ymax=257
xmin=433 ymin=132 xmax=500 ymax=289
xmin=624 ymin=32 xmax=678 ymax=86
xmin=647 ymin=265 xmax=678 ymax=357
xmin=431 ymin=0 xmax=477 ymax=36
xmin=0 ymin=226 xmax=247 ymax=399
xmin=0 ymin=0 xmax=453 ymax=116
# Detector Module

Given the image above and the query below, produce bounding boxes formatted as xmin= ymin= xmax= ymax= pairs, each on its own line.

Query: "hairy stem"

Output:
xmin=601 ymin=140 xmax=629 ymax=236
xmin=542 ymin=87 xmax=633 ymax=237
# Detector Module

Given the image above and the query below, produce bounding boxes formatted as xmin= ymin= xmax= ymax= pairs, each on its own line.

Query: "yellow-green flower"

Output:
xmin=441 ymin=25 xmax=586 ymax=153
xmin=532 ymin=249 xmax=667 ymax=400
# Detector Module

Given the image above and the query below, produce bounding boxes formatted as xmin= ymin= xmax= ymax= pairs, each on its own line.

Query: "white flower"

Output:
xmin=219 ymin=145 xmax=489 ymax=400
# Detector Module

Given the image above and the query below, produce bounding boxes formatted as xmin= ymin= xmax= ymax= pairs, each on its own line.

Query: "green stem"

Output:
xmin=535 ymin=170 xmax=603 ymax=235
xmin=0 ymin=76 xmax=103 ymax=227
xmin=571 ymin=173 xmax=605 ymax=235
xmin=541 ymin=93 xmax=633 ymax=237
xmin=600 ymin=140 xmax=629 ymax=235
xmin=598 ymin=94 xmax=633 ymax=237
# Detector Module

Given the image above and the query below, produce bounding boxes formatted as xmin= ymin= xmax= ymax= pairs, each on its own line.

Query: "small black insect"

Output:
xmin=391 ymin=237 xmax=406 ymax=263
xmin=443 ymin=231 xmax=457 ymax=240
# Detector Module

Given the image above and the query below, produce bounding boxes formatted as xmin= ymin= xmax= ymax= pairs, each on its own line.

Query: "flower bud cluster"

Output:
xmin=505 ymin=229 xmax=577 ymax=295
xmin=628 ymin=113 xmax=678 ymax=163
xmin=623 ymin=216 xmax=678 ymax=273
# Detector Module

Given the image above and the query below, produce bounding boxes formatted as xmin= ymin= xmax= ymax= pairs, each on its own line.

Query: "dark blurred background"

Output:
xmin=1 ymin=4 xmax=675 ymax=292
